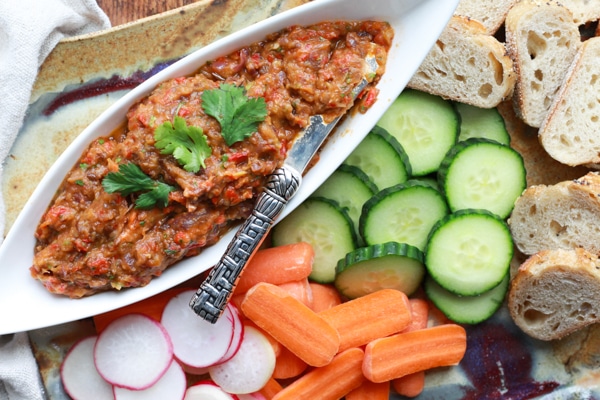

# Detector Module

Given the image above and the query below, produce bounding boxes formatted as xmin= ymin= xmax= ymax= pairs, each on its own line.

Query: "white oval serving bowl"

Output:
xmin=0 ymin=0 xmax=458 ymax=334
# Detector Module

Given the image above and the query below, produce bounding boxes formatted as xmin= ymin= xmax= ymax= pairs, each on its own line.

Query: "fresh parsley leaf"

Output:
xmin=202 ymin=83 xmax=267 ymax=146
xmin=102 ymin=163 xmax=174 ymax=209
xmin=154 ymin=116 xmax=212 ymax=173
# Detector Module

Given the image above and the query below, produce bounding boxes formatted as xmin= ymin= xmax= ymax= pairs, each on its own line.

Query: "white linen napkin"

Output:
xmin=0 ymin=0 xmax=110 ymax=398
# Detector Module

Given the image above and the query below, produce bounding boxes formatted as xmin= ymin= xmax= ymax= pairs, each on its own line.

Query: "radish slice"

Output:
xmin=209 ymin=326 xmax=276 ymax=394
xmin=161 ymin=289 xmax=234 ymax=368
xmin=218 ymin=304 xmax=245 ymax=364
xmin=94 ymin=313 xmax=173 ymax=390
xmin=184 ymin=381 xmax=239 ymax=400
xmin=60 ymin=336 xmax=113 ymax=400
xmin=113 ymin=360 xmax=186 ymax=400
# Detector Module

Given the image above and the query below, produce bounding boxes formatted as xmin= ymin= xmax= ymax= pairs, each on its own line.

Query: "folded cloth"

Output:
xmin=0 ymin=1 xmax=110 ymax=398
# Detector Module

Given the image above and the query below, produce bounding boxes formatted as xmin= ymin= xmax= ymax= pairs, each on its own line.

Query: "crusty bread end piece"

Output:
xmin=505 ymin=1 xmax=581 ymax=128
xmin=509 ymin=172 xmax=600 ymax=256
xmin=454 ymin=0 xmax=518 ymax=34
xmin=539 ymin=37 xmax=600 ymax=166
xmin=407 ymin=16 xmax=516 ymax=109
xmin=508 ymin=248 xmax=600 ymax=341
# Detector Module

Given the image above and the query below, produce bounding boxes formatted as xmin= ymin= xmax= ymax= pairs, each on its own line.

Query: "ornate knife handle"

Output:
xmin=189 ymin=165 xmax=302 ymax=323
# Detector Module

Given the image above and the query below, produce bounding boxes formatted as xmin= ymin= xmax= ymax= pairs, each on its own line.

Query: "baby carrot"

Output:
xmin=346 ymin=379 xmax=390 ymax=400
xmin=259 ymin=377 xmax=284 ymax=399
xmin=278 ymin=279 xmax=314 ymax=308
xmin=392 ymin=298 xmax=430 ymax=397
xmin=309 ymin=282 xmax=342 ymax=312
xmin=241 ymin=282 xmax=340 ymax=367
xmin=273 ymin=345 xmax=309 ymax=379
xmin=272 ymin=347 xmax=365 ymax=400
xmin=234 ymin=242 xmax=314 ymax=294
xmin=363 ymin=324 xmax=467 ymax=383
xmin=392 ymin=372 xmax=425 ymax=398
xmin=318 ymin=289 xmax=412 ymax=352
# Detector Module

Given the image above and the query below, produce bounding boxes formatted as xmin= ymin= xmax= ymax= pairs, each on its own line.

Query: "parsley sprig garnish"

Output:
xmin=154 ymin=116 xmax=212 ymax=173
xmin=102 ymin=163 xmax=174 ymax=209
xmin=202 ymin=83 xmax=267 ymax=146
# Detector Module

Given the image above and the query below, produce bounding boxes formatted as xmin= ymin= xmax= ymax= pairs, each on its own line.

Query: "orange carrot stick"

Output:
xmin=259 ymin=377 xmax=284 ymax=399
xmin=278 ymin=279 xmax=314 ymax=308
xmin=234 ymin=242 xmax=314 ymax=294
xmin=93 ymin=287 xmax=189 ymax=333
xmin=309 ymin=283 xmax=342 ymax=312
xmin=241 ymin=282 xmax=340 ymax=367
xmin=273 ymin=345 xmax=309 ymax=379
xmin=392 ymin=298 xmax=430 ymax=397
xmin=346 ymin=379 xmax=390 ymax=400
xmin=272 ymin=348 xmax=365 ymax=400
xmin=363 ymin=324 xmax=467 ymax=383
xmin=392 ymin=371 xmax=425 ymax=398
xmin=318 ymin=289 xmax=412 ymax=352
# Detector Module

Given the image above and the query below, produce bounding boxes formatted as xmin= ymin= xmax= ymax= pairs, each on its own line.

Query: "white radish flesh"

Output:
xmin=60 ymin=336 xmax=114 ymax=400
xmin=209 ymin=326 xmax=276 ymax=394
xmin=113 ymin=360 xmax=186 ymax=400
xmin=161 ymin=289 xmax=234 ymax=368
xmin=184 ymin=381 xmax=239 ymax=400
xmin=94 ymin=313 xmax=173 ymax=390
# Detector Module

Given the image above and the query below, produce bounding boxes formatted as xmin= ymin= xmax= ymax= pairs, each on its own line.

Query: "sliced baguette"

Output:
xmin=505 ymin=1 xmax=581 ymax=128
xmin=538 ymin=37 xmax=600 ymax=166
xmin=508 ymin=172 xmax=600 ymax=256
xmin=407 ymin=16 xmax=516 ymax=109
xmin=555 ymin=0 xmax=600 ymax=25
xmin=508 ymin=247 xmax=600 ymax=341
xmin=454 ymin=0 xmax=518 ymax=34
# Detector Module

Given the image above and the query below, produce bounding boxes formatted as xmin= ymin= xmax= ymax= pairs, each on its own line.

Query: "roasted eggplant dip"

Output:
xmin=30 ymin=20 xmax=393 ymax=298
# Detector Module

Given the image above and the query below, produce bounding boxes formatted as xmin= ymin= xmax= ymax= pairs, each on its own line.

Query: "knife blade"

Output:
xmin=189 ymin=55 xmax=379 ymax=323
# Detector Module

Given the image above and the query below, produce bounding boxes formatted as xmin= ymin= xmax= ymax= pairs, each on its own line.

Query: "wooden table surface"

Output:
xmin=97 ymin=0 xmax=200 ymax=26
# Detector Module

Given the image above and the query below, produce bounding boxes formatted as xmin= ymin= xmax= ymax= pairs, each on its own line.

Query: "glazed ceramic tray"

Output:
xmin=4 ymin=0 xmax=600 ymax=398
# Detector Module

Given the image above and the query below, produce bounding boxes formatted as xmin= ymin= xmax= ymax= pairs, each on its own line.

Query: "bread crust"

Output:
xmin=508 ymin=247 xmax=600 ymax=341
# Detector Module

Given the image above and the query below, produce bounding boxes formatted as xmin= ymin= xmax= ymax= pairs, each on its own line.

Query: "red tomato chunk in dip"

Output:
xmin=31 ymin=20 xmax=393 ymax=298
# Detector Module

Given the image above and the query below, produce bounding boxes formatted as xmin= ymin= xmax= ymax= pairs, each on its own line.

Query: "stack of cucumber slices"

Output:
xmin=272 ymin=89 xmax=526 ymax=325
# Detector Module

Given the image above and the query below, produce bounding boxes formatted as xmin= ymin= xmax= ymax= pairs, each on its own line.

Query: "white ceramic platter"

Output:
xmin=0 ymin=0 xmax=458 ymax=334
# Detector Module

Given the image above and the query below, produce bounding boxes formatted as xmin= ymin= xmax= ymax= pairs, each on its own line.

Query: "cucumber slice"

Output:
xmin=312 ymin=164 xmax=376 ymax=242
xmin=438 ymin=138 xmax=526 ymax=219
xmin=360 ymin=180 xmax=449 ymax=251
xmin=272 ymin=197 xmax=356 ymax=283
xmin=424 ymin=274 xmax=509 ymax=325
xmin=335 ymin=242 xmax=425 ymax=299
xmin=377 ymin=89 xmax=458 ymax=176
xmin=454 ymin=102 xmax=510 ymax=145
xmin=425 ymin=209 xmax=513 ymax=296
xmin=343 ymin=126 xmax=411 ymax=191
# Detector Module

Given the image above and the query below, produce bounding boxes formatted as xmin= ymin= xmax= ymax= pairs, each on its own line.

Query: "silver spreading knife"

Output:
xmin=190 ymin=55 xmax=379 ymax=323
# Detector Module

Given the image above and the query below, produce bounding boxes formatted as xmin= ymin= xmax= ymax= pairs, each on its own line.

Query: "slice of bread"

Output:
xmin=508 ymin=247 xmax=600 ymax=341
xmin=407 ymin=16 xmax=516 ymax=109
xmin=555 ymin=0 xmax=600 ymax=25
xmin=508 ymin=172 xmax=600 ymax=256
xmin=505 ymin=1 xmax=581 ymax=128
xmin=538 ymin=37 xmax=600 ymax=166
xmin=454 ymin=0 xmax=518 ymax=34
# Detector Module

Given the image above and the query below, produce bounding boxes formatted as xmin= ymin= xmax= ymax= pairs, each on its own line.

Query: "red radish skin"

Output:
xmin=218 ymin=303 xmax=245 ymax=364
xmin=94 ymin=313 xmax=173 ymax=390
xmin=60 ymin=336 xmax=113 ymax=400
xmin=161 ymin=289 xmax=235 ymax=368
xmin=113 ymin=360 xmax=186 ymax=400
xmin=184 ymin=381 xmax=239 ymax=400
xmin=209 ymin=326 xmax=276 ymax=394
